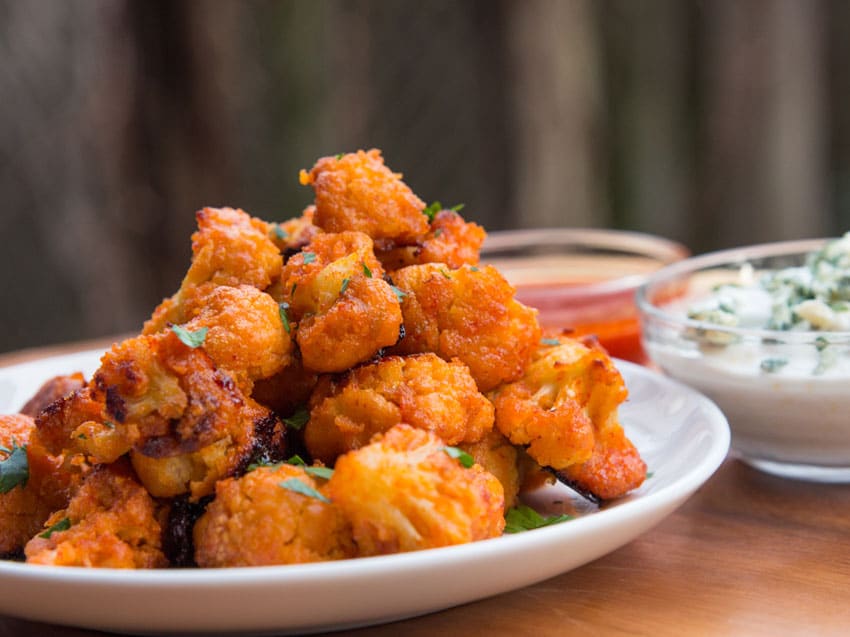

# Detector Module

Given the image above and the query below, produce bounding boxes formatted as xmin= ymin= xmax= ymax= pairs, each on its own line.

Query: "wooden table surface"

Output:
xmin=1 ymin=339 xmax=849 ymax=637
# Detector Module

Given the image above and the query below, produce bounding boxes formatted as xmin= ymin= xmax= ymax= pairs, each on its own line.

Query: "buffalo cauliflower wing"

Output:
xmin=299 ymin=149 xmax=429 ymax=247
xmin=327 ymin=424 xmax=504 ymax=556
xmin=194 ymin=463 xmax=354 ymax=567
xmin=391 ymin=263 xmax=541 ymax=391
xmin=305 ymin=353 xmax=494 ymax=465
xmin=24 ymin=460 xmax=166 ymax=568
xmin=0 ymin=414 xmax=72 ymax=555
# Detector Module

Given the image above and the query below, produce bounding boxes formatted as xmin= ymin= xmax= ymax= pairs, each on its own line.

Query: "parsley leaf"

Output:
xmin=340 ymin=277 xmax=351 ymax=295
xmin=279 ymin=478 xmax=330 ymax=503
xmin=390 ymin=285 xmax=407 ymax=302
xmin=273 ymin=224 xmax=289 ymax=240
xmin=286 ymin=454 xmax=307 ymax=466
xmin=302 ymin=252 xmax=317 ymax=265
xmin=171 ymin=325 xmax=208 ymax=349
xmin=450 ymin=203 xmax=465 ymax=212
xmin=39 ymin=517 xmax=71 ymax=539
xmin=760 ymin=358 xmax=788 ymax=373
xmin=439 ymin=268 xmax=452 ymax=279
xmin=423 ymin=201 xmax=442 ymax=222
xmin=282 ymin=406 xmax=309 ymax=430
xmin=540 ymin=338 xmax=561 ymax=347
xmin=503 ymin=505 xmax=571 ymax=533
xmin=363 ymin=262 xmax=373 ymax=278
xmin=305 ymin=466 xmax=334 ymax=480
xmin=442 ymin=446 xmax=474 ymax=468
xmin=334 ymin=152 xmax=345 ymax=160
xmin=0 ymin=442 xmax=29 ymax=493
xmin=279 ymin=302 xmax=292 ymax=334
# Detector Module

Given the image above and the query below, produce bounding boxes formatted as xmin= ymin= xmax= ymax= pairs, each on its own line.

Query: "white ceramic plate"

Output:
xmin=0 ymin=349 xmax=729 ymax=635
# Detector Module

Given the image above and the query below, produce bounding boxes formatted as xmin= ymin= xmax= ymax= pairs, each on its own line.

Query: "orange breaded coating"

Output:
xmin=391 ymin=264 xmax=541 ymax=392
xmin=24 ymin=462 xmax=166 ymax=568
xmin=378 ymin=209 xmax=486 ymax=272
xmin=177 ymin=283 xmax=292 ymax=392
xmin=19 ymin=373 xmax=86 ymax=418
xmin=0 ymin=415 xmax=71 ymax=555
xmin=91 ymin=331 xmax=282 ymax=499
xmin=280 ymin=232 xmax=402 ymax=373
xmin=268 ymin=205 xmax=322 ymax=254
xmin=492 ymin=337 xmax=645 ymax=500
xmin=306 ymin=353 xmax=494 ymax=465
xmin=194 ymin=464 xmax=355 ymax=567
xmin=300 ymin=150 xmax=429 ymax=246
xmin=458 ymin=429 xmax=520 ymax=512
xmin=327 ymin=424 xmax=504 ymax=556
xmin=144 ymin=207 xmax=282 ymax=333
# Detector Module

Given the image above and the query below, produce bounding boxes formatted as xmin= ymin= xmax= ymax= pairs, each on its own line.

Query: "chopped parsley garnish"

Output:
xmin=305 ymin=466 xmax=334 ymax=480
xmin=302 ymin=252 xmax=317 ymax=264
xmin=450 ymin=203 xmax=465 ymax=212
xmin=363 ymin=262 xmax=373 ymax=278
xmin=0 ymin=441 xmax=29 ymax=493
xmin=439 ymin=268 xmax=452 ymax=279
xmin=279 ymin=478 xmax=330 ymax=503
xmin=433 ymin=228 xmax=444 ymax=238
xmin=334 ymin=152 xmax=345 ymax=160
xmin=423 ymin=201 xmax=442 ymax=222
xmin=104 ymin=421 xmax=115 ymax=430
xmin=273 ymin=224 xmax=289 ymax=240
xmin=282 ymin=406 xmax=309 ymax=430
xmin=171 ymin=325 xmax=208 ymax=349
xmin=39 ymin=517 xmax=71 ymax=539
xmin=340 ymin=277 xmax=351 ymax=295
xmin=503 ymin=505 xmax=572 ymax=533
xmin=442 ymin=446 xmax=474 ymax=468
xmin=469 ymin=266 xmax=479 ymax=272
xmin=279 ymin=302 xmax=292 ymax=334
xmin=540 ymin=338 xmax=561 ymax=347
xmin=760 ymin=358 xmax=789 ymax=373
xmin=287 ymin=454 xmax=307 ymax=466
xmin=390 ymin=285 xmax=407 ymax=302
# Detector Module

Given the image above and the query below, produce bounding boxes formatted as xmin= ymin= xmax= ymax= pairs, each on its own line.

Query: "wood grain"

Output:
xmin=1 ymin=345 xmax=849 ymax=636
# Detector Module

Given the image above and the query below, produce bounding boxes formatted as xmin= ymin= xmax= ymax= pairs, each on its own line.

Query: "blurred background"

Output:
xmin=1 ymin=0 xmax=848 ymax=353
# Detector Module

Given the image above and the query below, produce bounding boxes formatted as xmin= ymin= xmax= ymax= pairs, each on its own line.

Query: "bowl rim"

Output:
xmin=635 ymin=236 xmax=850 ymax=342
xmin=482 ymin=228 xmax=689 ymax=299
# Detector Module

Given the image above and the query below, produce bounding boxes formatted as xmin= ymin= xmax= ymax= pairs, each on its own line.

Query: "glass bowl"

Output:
xmin=482 ymin=228 xmax=688 ymax=363
xmin=636 ymin=238 xmax=850 ymax=482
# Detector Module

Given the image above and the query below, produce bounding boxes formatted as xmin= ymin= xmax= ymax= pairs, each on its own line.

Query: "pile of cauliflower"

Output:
xmin=0 ymin=150 xmax=645 ymax=568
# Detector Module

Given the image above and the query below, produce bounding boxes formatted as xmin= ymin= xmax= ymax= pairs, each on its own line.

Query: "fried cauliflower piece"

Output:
xmin=144 ymin=207 xmax=282 ymax=333
xmin=24 ymin=461 xmax=166 ymax=568
xmin=280 ymin=232 xmax=402 ymax=373
xmin=174 ymin=283 xmax=291 ymax=392
xmin=299 ymin=150 xmax=429 ymax=247
xmin=306 ymin=354 xmax=494 ymax=465
xmin=378 ymin=209 xmax=486 ymax=272
xmin=391 ymin=263 xmax=541 ymax=391
xmin=19 ymin=373 xmax=86 ymax=418
xmin=91 ymin=331 xmax=284 ymax=499
xmin=194 ymin=463 xmax=355 ymax=567
xmin=268 ymin=205 xmax=322 ymax=255
xmin=0 ymin=415 xmax=72 ymax=555
xmin=328 ymin=424 xmax=504 ymax=556
xmin=492 ymin=337 xmax=645 ymax=500
xmin=458 ymin=429 xmax=520 ymax=512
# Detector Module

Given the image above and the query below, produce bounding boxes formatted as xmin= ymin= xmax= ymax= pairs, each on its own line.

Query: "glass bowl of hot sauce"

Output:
xmin=481 ymin=228 xmax=689 ymax=364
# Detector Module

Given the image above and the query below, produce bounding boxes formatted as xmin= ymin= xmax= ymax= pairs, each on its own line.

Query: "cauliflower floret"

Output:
xmin=492 ymin=337 xmax=645 ymax=500
xmin=176 ymin=283 xmax=292 ymax=392
xmin=305 ymin=353 xmax=494 ymax=464
xmin=24 ymin=461 xmax=166 ymax=568
xmin=194 ymin=463 xmax=354 ymax=567
xmin=391 ymin=263 xmax=541 ymax=391
xmin=458 ymin=429 xmax=520 ymax=512
xmin=91 ymin=331 xmax=284 ymax=499
xmin=299 ymin=149 xmax=429 ymax=247
xmin=19 ymin=373 xmax=86 ymax=418
xmin=280 ymin=232 xmax=402 ymax=373
xmin=378 ymin=209 xmax=486 ymax=272
xmin=0 ymin=414 xmax=72 ymax=555
xmin=144 ymin=207 xmax=282 ymax=333
xmin=327 ymin=424 xmax=504 ymax=556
